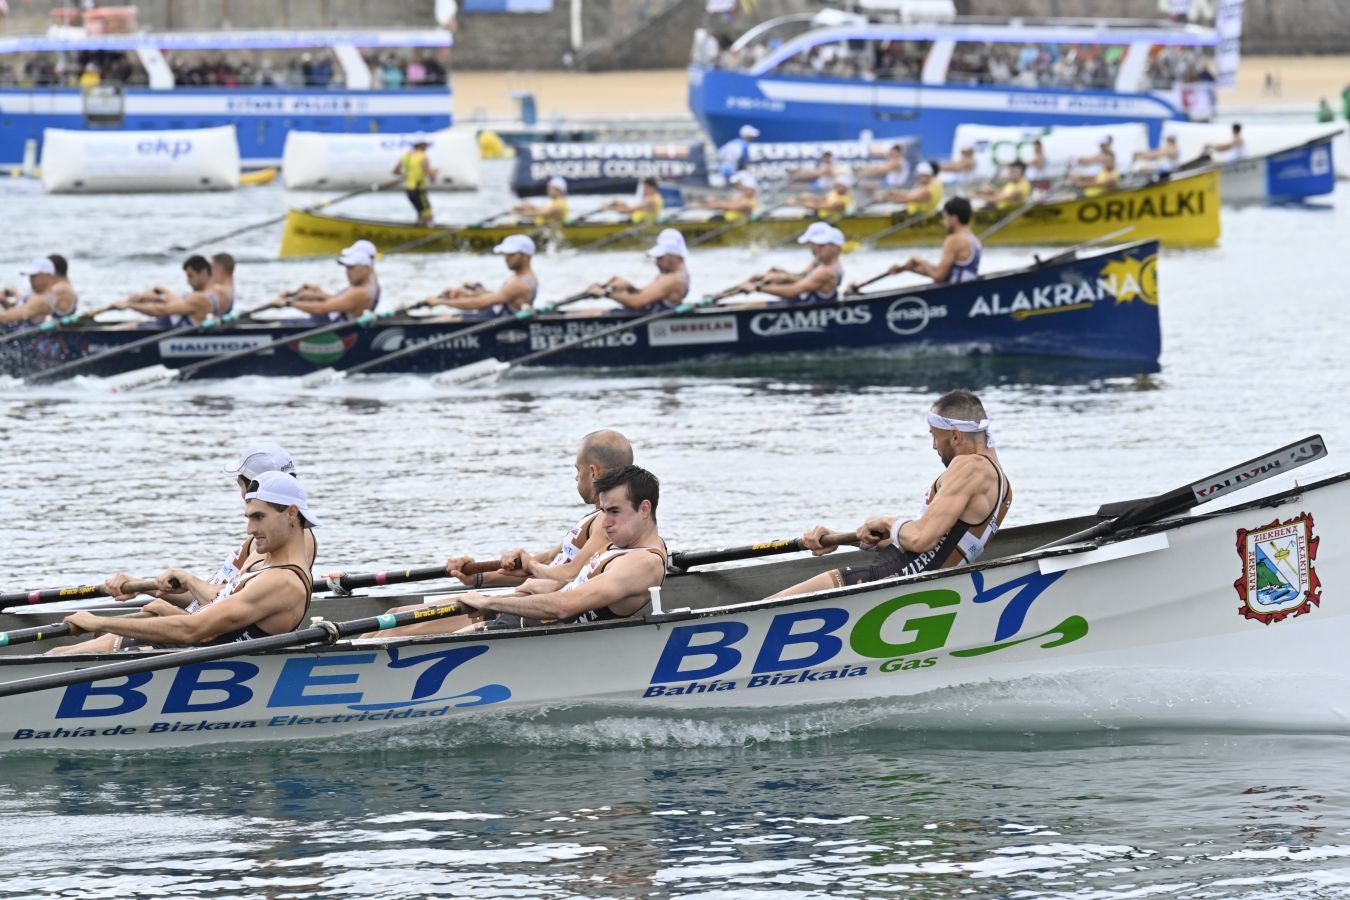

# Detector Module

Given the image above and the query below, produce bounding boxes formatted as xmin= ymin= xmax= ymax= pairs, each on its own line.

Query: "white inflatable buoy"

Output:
xmin=282 ymin=128 xmax=479 ymax=191
xmin=40 ymin=126 xmax=241 ymax=193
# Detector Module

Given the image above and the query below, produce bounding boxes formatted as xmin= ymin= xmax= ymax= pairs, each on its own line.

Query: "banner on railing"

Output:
xmin=511 ymin=142 xmax=708 ymax=196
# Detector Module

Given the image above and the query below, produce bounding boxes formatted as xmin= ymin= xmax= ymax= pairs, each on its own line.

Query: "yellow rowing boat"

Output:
xmin=278 ymin=169 xmax=1220 ymax=258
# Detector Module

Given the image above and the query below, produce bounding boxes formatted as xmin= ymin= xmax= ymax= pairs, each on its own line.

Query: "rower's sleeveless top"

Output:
xmin=549 ymin=509 xmax=601 ymax=566
xmin=907 ymin=179 xmax=944 ymax=216
xmin=649 ymin=267 xmax=691 ymax=312
xmin=794 ymin=261 xmax=844 ymax=304
xmin=562 ymin=543 xmax=668 ymax=624
xmin=946 ymin=236 xmax=981 ymax=284
xmin=159 ymin=285 xmax=234 ymax=328
xmin=326 ymin=277 xmax=381 ymax=323
xmin=205 ymin=561 xmax=313 ymax=645
xmin=459 ymin=273 xmax=538 ymax=320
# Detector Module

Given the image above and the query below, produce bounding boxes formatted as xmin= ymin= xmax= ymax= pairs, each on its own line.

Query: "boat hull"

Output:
xmin=278 ymin=171 xmax=1220 ymax=257
xmin=1 ymin=242 xmax=1163 ymax=381
xmin=1 ymin=471 xmax=1346 ymax=749
xmin=1216 ymin=136 xmax=1339 ymax=204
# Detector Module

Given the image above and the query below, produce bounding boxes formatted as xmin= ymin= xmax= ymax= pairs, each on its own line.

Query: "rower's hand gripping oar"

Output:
xmin=0 ymin=301 xmax=118 ymax=347
xmin=1036 ymin=435 xmax=1327 ymax=551
xmin=0 ymin=600 xmax=473 ymax=698
xmin=670 ymin=530 xmax=859 ymax=570
xmin=432 ymin=283 xmax=750 ymax=387
xmin=301 ymin=291 xmax=592 ymax=388
xmin=0 ymin=577 xmax=159 ymax=610
xmin=168 ymin=178 xmax=401 ymax=254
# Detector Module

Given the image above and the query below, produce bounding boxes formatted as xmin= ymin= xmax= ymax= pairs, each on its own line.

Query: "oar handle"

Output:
xmin=670 ymin=530 xmax=858 ymax=569
xmin=319 ymin=559 xmax=505 ymax=593
xmin=1 ymin=577 xmax=161 ymax=608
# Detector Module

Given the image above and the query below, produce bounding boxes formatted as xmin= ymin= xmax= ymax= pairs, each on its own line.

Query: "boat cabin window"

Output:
xmin=947 ymin=41 xmax=1127 ymax=89
xmin=767 ymin=38 xmax=933 ymax=82
xmin=1 ymin=50 xmax=147 ymax=87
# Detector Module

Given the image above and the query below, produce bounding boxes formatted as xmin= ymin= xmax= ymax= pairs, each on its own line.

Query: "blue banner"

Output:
xmin=511 ymin=141 xmax=709 ymax=196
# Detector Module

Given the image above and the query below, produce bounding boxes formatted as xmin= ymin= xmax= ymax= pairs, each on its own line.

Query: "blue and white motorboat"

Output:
xmin=0 ymin=28 xmax=453 ymax=167
xmin=689 ymin=9 xmax=1223 ymax=157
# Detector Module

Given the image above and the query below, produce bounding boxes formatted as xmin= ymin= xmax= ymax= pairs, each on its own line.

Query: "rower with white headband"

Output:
xmin=768 ymin=389 xmax=1012 ymax=598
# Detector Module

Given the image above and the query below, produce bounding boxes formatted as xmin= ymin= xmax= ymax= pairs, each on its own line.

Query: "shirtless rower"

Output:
xmin=1203 ymin=123 xmax=1245 ymax=161
xmin=513 ymin=176 xmax=569 ymax=225
xmin=46 ymin=254 xmax=79 ymax=319
xmin=769 ymin=390 xmax=1011 ymax=598
xmin=113 ymin=254 xmax=233 ymax=326
xmin=877 ymin=160 xmax=944 ymax=215
xmin=869 ymin=197 xmax=980 ymax=288
xmin=941 ymin=146 xmax=977 ymax=184
xmin=602 ymin=177 xmax=664 ymax=224
xmin=739 ymin=221 xmax=844 ymax=306
xmin=588 ymin=229 xmax=691 ymax=311
xmin=422 ymin=234 xmax=538 ymax=319
xmin=689 ymin=170 xmax=758 ymax=220
xmin=276 ymin=240 xmax=380 ymax=321
xmin=0 ymin=257 xmax=69 ymax=326
xmin=61 ymin=470 xmax=317 ymax=648
xmin=364 ymin=430 xmax=638 ymax=638
xmin=454 ymin=464 xmax=667 ymax=628
xmin=50 ymin=444 xmax=318 ymax=655
xmin=1132 ymin=135 xmax=1180 ymax=174
xmin=210 ymin=252 xmax=237 ymax=309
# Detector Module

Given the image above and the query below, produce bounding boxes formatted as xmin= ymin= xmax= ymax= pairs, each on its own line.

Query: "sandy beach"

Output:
xmin=454 ymin=56 xmax=1350 ymax=122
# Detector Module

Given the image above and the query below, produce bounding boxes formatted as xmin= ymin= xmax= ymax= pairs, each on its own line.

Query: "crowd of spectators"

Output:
xmin=0 ymin=49 xmax=449 ymax=89
xmin=712 ymin=37 xmax=1214 ymax=91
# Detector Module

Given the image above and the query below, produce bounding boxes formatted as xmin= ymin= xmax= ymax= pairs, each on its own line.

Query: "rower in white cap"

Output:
xmin=793 ymin=168 xmax=854 ymax=217
xmin=689 ymin=170 xmax=759 ymax=221
xmin=423 ymin=233 xmax=539 ymax=319
xmin=737 ymin=221 xmax=845 ymax=306
xmin=0 ymin=256 xmax=69 ymax=326
xmin=53 ymin=444 xmax=319 ymax=654
xmin=876 ymin=160 xmax=945 ymax=216
xmin=512 ymin=175 xmax=569 ymax=225
xmin=586 ymin=228 xmax=691 ymax=311
xmin=273 ymin=240 xmax=381 ymax=322
xmin=716 ymin=123 xmax=760 ymax=180
xmin=768 ymin=389 xmax=1011 ymax=600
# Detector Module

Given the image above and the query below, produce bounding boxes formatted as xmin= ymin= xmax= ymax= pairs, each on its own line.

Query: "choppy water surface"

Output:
xmin=0 ymin=166 xmax=1349 ymax=897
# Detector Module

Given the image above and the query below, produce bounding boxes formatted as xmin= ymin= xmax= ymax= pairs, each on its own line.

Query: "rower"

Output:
xmin=0 ymin=256 xmax=66 ymax=326
xmin=210 ymin=251 xmax=237 ymax=310
xmin=366 ymin=430 xmax=638 ymax=638
xmin=940 ymin=146 xmax=977 ymax=185
xmin=46 ymin=254 xmax=79 ymax=319
xmin=716 ymin=124 xmax=759 ymax=180
xmin=1132 ymin=135 xmax=1180 ymax=175
xmin=61 ymin=470 xmax=317 ymax=649
xmin=769 ymin=390 xmax=1011 ymax=598
xmin=513 ymin=176 xmax=569 ymax=225
xmin=588 ymin=228 xmax=691 ymax=311
xmin=393 ymin=135 xmax=437 ymax=226
xmin=602 ymin=177 xmax=664 ymax=224
xmin=973 ymin=160 xmax=1032 ymax=208
xmin=868 ymin=196 xmax=980 ymax=288
xmin=1071 ymin=151 xmax=1120 ymax=196
xmin=113 ymin=254 xmax=232 ymax=326
xmin=51 ymin=443 xmax=318 ymax=655
xmin=454 ymin=465 xmax=668 ymax=629
xmin=1203 ymin=123 xmax=1245 ymax=161
xmin=423 ymin=233 xmax=538 ymax=319
xmin=277 ymin=240 xmax=380 ymax=321
xmin=794 ymin=169 xmax=854 ymax=217
xmin=877 ymin=160 xmax=945 ymax=215
xmin=739 ymin=221 xmax=844 ymax=306
xmin=1024 ymin=139 xmax=1050 ymax=182
xmin=1071 ymin=135 xmax=1116 ymax=173
xmin=857 ymin=143 xmax=910 ymax=189
xmin=689 ymin=170 xmax=758 ymax=221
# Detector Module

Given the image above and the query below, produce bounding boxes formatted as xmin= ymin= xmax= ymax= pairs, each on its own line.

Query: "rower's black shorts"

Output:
xmin=840 ymin=544 xmax=929 ymax=586
xmin=406 ymin=188 xmax=431 ymax=214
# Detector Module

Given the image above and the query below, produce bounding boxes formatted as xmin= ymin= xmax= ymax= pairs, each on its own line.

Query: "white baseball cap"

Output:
xmin=730 ymin=170 xmax=758 ymax=190
xmin=337 ymin=240 xmax=376 ymax=267
xmin=223 ymin=443 xmax=297 ymax=480
xmin=915 ymin=161 xmax=935 ymax=177
xmin=20 ymin=256 xmax=56 ymax=277
xmin=646 ymin=228 xmax=687 ymax=259
xmin=493 ymin=234 xmax=536 ymax=256
xmin=798 ymin=222 xmax=845 ymax=246
xmin=833 ymin=169 xmax=853 ymax=187
xmin=739 ymin=125 xmax=760 ymax=140
xmin=245 ymin=470 xmax=319 ymax=526
xmin=547 ymin=175 xmax=568 ymax=193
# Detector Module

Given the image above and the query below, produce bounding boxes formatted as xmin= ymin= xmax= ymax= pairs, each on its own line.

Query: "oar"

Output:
xmin=301 ymin=291 xmax=591 ymax=388
xmin=563 ymin=218 xmax=662 ymax=256
xmin=670 ymin=530 xmax=860 ymax=570
xmin=975 ymin=198 xmax=1038 ymax=242
xmin=0 ymin=578 xmax=158 ymax=609
xmin=1037 ymin=434 xmax=1327 ymax=551
xmin=168 ymin=178 xmax=401 ymax=253
xmin=432 ymin=285 xmax=747 ymax=387
xmin=0 ymin=599 xmax=473 ymax=700
xmin=0 ymin=302 xmax=125 ymax=346
xmin=1032 ymin=226 xmax=1136 ymax=268
xmin=100 ymin=300 xmax=419 ymax=393
xmin=851 ymin=206 xmax=945 ymax=252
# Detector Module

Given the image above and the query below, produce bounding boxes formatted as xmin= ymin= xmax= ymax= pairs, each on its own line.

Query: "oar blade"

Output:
xmin=100 ymin=365 xmax=179 ymax=394
xmin=300 ymin=367 xmax=344 ymax=389
xmin=432 ymin=357 xmax=510 ymax=388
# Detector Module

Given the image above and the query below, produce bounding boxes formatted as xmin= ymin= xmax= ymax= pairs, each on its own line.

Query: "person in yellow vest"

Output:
xmin=392 ymin=136 xmax=437 ymax=226
xmin=689 ymin=170 xmax=759 ymax=221
xmin=1072 ymin=152 xmax=1120 ymax=196
xmin=602 ymin=177 xmax=664 ymax=224
xmin=973 ymin=160 xmax=1032 ymax=209
xmin=794 ymin=170 xmax=855 ymax=217
xmin=78 ymin=63 xmax=101 ymax=91
xmin=878 ymin=161 xmax=945 ymax=216
xmin=512 ymin=176 xmax=570 ymax=225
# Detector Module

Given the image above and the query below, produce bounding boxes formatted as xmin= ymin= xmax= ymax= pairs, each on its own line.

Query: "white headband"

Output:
xmin=927 ymin=411 xmax=995 ymax=447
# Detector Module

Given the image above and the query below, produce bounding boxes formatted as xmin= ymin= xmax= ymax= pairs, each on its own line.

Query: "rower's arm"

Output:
xmin=523 ymin=520 xmax=611 ymax=582
xmin=759 ymin=265 xmax=835 ymax=300
xmin=465 ymin=551 xmax=663 ymax=621
xmin=291 ymin=286 xmax=372 ymax=317
xmin=126 ymin=291 xmax=207 ymax=320
xmin=608 ymin=274 xmax=681 ymax=310
xmin=897 ymin=455 xmax=996 ymax=553
xmin=908 ymin=235 xmax=961 ymax=282
xmin=0 ymin=295 xmax=53 ymax=324
xmin=444 ymin=278 xmax=530 ymax=312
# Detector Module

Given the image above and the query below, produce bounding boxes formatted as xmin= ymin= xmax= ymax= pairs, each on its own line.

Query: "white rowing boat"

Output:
xmin=0 ymin=438 xmax=1340 ymax=750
